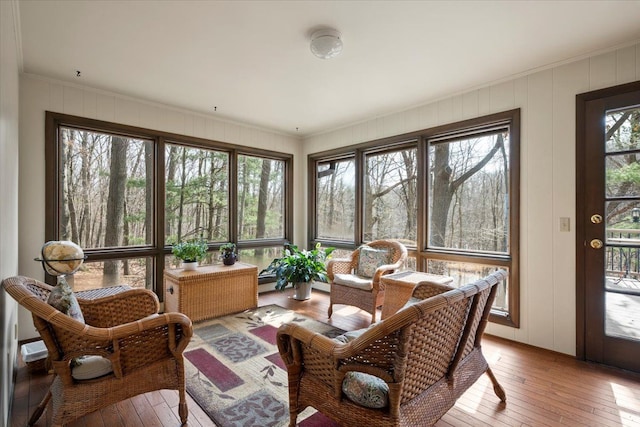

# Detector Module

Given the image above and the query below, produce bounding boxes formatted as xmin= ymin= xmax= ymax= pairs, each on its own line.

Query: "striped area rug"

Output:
xmin=185 ymin=304 xmax=343 ymax=427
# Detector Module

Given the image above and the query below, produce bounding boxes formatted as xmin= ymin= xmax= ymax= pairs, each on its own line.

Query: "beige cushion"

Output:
xmin=71 ymin=355 xmax=113 ymax=380
xmin=356 ymin=245 xmax=391 ymax=278
xmin=333 ymin=273 xmax=373 ymax=290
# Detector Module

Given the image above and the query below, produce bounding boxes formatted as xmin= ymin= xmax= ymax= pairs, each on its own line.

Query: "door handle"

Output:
xmin=590 ymin=214 xmax=603 ymax=224
xmin=590 ymin=239 xmax=603 ymax=249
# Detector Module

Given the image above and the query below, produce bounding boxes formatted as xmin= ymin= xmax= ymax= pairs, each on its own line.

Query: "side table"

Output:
xmin=381 ymin=271 xmax=454 ymax=319
xmin=164 ymin=262 xmax=258 ymax=322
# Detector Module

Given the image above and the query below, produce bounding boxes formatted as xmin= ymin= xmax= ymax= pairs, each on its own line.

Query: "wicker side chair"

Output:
xmin=2 ymin=275 xmax=193 ymax=427
xmin=277 ymin=270 xmax=508 ymax=427
xmin=327 ymin=239 xmax=407 ymax=323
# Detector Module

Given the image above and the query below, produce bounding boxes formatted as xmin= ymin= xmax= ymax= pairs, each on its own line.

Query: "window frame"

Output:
xmin=309 ymin=109 xmax=520 ymax=327
xmin=45 ymin=112 xmax=293 ymax=297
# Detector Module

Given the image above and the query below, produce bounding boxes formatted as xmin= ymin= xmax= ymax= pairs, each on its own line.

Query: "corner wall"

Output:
xmin=303 ymin=42 xmax=640 ymax=356
xmin=18 ymin=74 xmax=303 ymax=341
xmin=0 ymin=1 xmax=21 ymax=426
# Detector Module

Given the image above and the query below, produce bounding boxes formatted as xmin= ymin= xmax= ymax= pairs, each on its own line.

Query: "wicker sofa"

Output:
xmin=277 ymin=269 xmax=508 ymax=426
xmin=2 ymin=275 xmax=193 ymax=426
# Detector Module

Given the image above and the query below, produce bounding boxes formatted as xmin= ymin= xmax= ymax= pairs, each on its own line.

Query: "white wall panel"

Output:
xmin=62 ymin=86 xmax=83 ymax=116
xmin=96 ymin=93 xmax=115 ymax=122
xmin=49 ymin=83 xmax=63 ymax=113
xmin=139 ymin=104 xmax=161 ymax=131
xmin=82 ymin=90 xmax=97 ymax=119
xmin=437 ymin=98 xmax=453 ymax=125
xmin=490 ymin=81 xmax=515 ymax=112
xmin=589 ymin=51 xmax=617 ymax=91
xmin=552 ymin=59 xmax=589 ymax=355
xmin=419 ymin=103 xmax=438 ymax=129
xmin=451 ymin=95 xmax=464 ymax=122
xmin=523 ymin=69 xmax=554 ymax=350
xmin=616 ymin=45 xmax=636 ymax=84
xmin=462 ymin=90 xmax=479 ymax=119
xmin=114 ymin=98 xmax=141 ymax=127
xmin=478 ymin=86 xmax=491 ymax=116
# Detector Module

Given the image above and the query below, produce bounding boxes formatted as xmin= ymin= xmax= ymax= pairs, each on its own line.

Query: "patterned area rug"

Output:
xmin=185 ymin=304 xmax=343 ymax=427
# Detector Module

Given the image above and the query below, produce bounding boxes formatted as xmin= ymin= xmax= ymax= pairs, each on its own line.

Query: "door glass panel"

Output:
xmin=605 ymin=292 xmax=640 ymax=341
xmin=605 ymin=107 xmax=640 ymax=153
xmin=605 ymin=154 xmax=640 ymax=197
xmin=604 ymin=107 xmax=640 ymax=341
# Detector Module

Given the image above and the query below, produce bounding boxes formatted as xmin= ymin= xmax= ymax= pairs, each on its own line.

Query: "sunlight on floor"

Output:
xmin=334 ymin=306 xmax=364 ymax=316
xmin=610 ymin=382 xmax=640 ymax=425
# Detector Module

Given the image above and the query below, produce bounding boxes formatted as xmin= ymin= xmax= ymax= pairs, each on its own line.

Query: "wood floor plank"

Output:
xmin=9 ymin=289 xmax=640 ymax=427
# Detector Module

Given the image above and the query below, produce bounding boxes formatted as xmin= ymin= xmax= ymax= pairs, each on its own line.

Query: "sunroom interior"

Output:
xmin=2 ymin=1 xmax=640 ymax=426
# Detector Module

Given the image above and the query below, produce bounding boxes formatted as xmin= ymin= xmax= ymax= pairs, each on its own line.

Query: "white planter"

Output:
xmin=293 ymin=282 xmax=313 ymax=300
xmin=182 ymin=261 xmax=198 ymax=271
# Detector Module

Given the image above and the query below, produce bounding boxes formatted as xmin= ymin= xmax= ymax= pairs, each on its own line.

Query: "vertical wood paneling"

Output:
xmin=478 ymin=87 xmax=491 ymax=116
xmin=138 ymin=104 xmax=160 ymax=131
xmin=82 ymin=90 xmax=97 ymax=119
xmin=513 ymin=76 xmax=529 ymax=343
xmin=383 ymin=112 xmax=403 ymax=137
xmin=589 ymin=51 xmax=617 ymax=90
xmin=490 ymin=81 xmax=515 ymax=112
xmin=96 ymin=94 xmax=115 ymax=122
xmin=184 ymin=115 xmax=194 ymax=137
xmin=49 ymin=83 xmax=63 ymax=112
xmin=160 ymin=110 xmax=185 ymax=134
xmin=193 ymin=116 xmax=205 ymax=139
xmin=525 ymin=69 xmax=555 ymax=350
xmin=437 ymin=98 xmax=453 ymax=125
xmin=552 ymin=59 xmax=589 ymax=355
xmin=114 ymin=98 xmax=140 ymax=128
xmin=637 ymin=44 xmax=640 ymax=79
xmin=212 ymin=119 xmax=225 ymax=141
xmin=405 ymin=107 xmax=420 ymax=134
xmin=419 ymin=103 xmax=438 ymax=129
xmin=62 ymin=86 xmax=83 ymax=116
xmin=462 ymin=90 xmax=479 ymax=119
xmin=451 ymin=95 xmax=464 ymax=122
xmin=616 ymin=45 xmax=637 ymax=84
xmin=224 ymin=122 xmax=240 ymax=144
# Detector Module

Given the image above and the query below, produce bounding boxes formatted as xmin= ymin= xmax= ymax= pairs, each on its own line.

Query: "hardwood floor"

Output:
xmin=10 ymin=290 xmax=640 ymax=427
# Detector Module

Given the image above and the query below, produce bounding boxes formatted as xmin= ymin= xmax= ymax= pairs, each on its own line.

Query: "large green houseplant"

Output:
xmin=261 ymin=243 xmax=334 ymax=300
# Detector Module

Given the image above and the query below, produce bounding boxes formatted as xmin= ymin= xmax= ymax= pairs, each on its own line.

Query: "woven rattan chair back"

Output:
xmin=327 ymin=239 xmax=408 ymax=323
xmin=2 ymin=275 xmax=193 ymax=427
xmin=277 ymin=270 xmax=508 ymax=427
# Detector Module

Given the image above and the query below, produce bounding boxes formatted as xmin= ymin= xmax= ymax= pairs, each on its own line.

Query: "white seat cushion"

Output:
xmin=333 ymin=273 xmax=373 ymax=290
xmin=71 ymin=355 xmax=113 ymax=380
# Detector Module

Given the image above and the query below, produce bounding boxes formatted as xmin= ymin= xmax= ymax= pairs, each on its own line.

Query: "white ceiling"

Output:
xmin=17 ymin=1 xmax=640 ymax=137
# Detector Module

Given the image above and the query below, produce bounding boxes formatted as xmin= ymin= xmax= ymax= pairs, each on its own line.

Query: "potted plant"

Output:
xmin=220 ymin=242 xmax=237 ymax=266
xmin=261 ymin=243 xmax=334 ymax=300
xmin=172 ymin=238 xmax=208 ymax=270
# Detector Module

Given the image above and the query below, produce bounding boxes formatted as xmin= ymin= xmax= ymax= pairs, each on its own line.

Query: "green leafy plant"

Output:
xmin=261 ymin=243 xmax=334 ymax=291
xmin=220 ymin=242 xmax=236 ymax=254
xmin=171 ymin=239 xmax=208 ymax=262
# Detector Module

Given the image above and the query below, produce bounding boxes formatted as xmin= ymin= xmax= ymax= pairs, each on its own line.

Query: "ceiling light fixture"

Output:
xmin=310 ymin=28 xmax=343 ymax=60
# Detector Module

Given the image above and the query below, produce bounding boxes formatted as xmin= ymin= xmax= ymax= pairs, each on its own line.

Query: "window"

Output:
xmin=46 ymin=112 xmax=292 ymax=296
xmin=309 ymin=110 xmax=520 ymax=327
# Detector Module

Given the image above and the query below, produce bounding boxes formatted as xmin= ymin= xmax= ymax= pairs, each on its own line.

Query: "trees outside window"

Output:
xmin=46 ymin=112 xmax=292 ymax=296
xmin=310 ymin=110 xmax=519 ymax=327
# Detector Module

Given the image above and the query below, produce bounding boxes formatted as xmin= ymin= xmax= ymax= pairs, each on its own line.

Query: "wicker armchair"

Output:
xmin=327 ymin=239 xmax=407 ymax=323
xmin=2 ymin=276 xmax=193 ymax=427
xmin=277 ymin=270 xmax=508 ymax=427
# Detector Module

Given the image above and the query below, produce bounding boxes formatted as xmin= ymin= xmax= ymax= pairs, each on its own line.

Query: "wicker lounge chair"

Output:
xmin=2 ymin=275 xmax=193 ymax=426
xmin=277 ymin=269 xmax=508 ymax=427
xmin=327 ymin=239 xmax=407 ymax=323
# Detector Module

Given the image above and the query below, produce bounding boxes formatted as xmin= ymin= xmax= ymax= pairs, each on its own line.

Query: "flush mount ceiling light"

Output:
xmin=310 ymin=28 xmax=343 ymax=59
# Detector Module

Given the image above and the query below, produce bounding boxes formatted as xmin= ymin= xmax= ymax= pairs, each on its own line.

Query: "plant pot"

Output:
xmin=182 ymin=261 xmax=198 ymax=271
xmin=222 ymin=253 xmax=237 ymax=266
xmin=293 ymin=282 xmax=313 ymax=301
